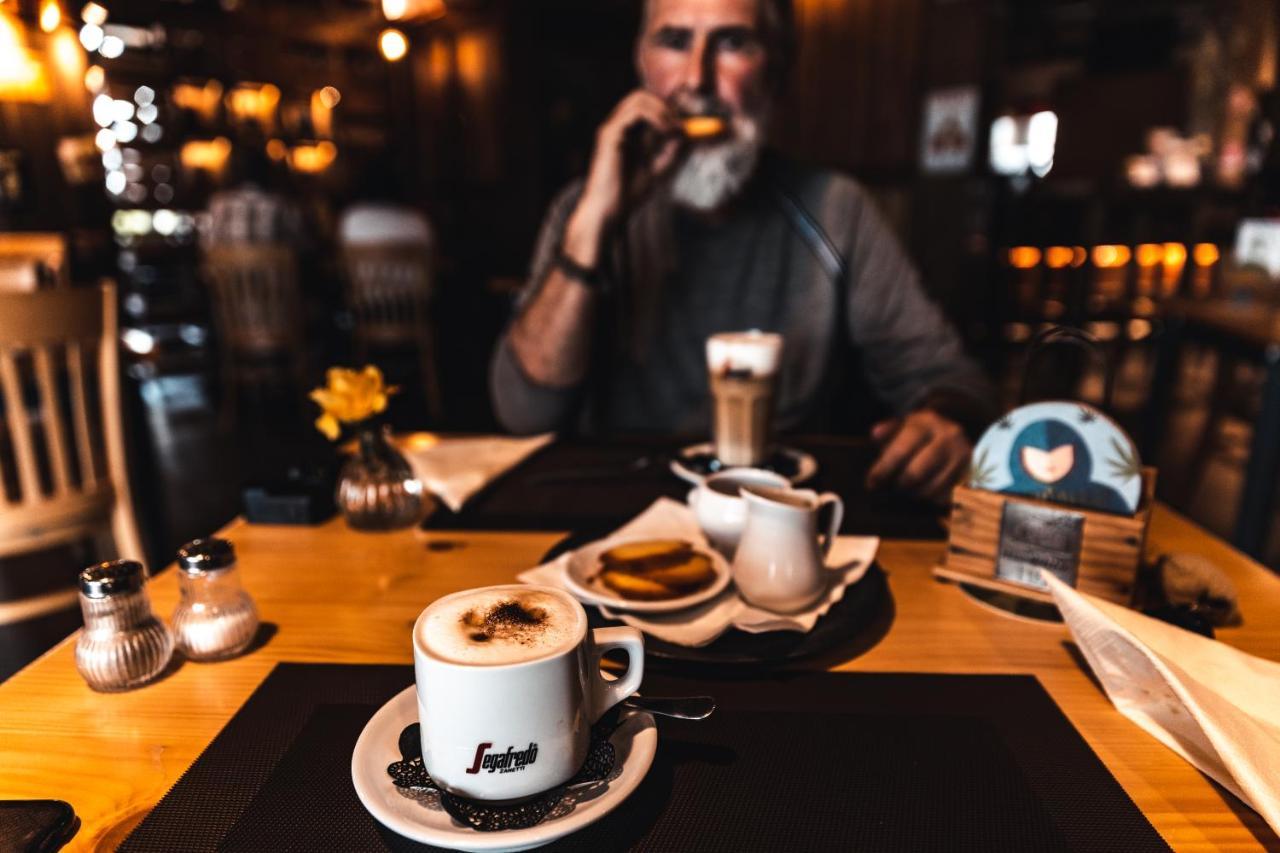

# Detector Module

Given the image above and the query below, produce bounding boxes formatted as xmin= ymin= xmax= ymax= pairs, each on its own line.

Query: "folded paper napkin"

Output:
xmin=402 ymin=433 xmax=554 ymax=512
xmin=517 ymin=498 xmax=878 ymax=647
xmin=1045 ymin=573 xmax=1280 ymax=835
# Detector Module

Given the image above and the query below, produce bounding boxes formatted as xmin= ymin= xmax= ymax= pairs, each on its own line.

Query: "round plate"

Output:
xmin=622 ymin=566 xmax=888 ymax=666
xmin=669 ymin=442 xmax=817 ymax=486
xmin=352 ymin=687 xmax=658 ymax=852
xmin=541 ymin=533 xmax=889 ymax=667
xmin=561 ymin=541 xmax=732 ymax=614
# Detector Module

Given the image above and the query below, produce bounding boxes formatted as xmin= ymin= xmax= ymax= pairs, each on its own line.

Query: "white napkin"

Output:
xmin=1045 ymin=573 xmax=1280 ymax=834
xmin=517 ymin=498 xmax=878 ymax=647
xmin=402 ymin=433 xmax=554 ymax=512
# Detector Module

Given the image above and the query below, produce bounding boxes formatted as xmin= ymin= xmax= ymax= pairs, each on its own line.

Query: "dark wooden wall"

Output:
xmin=774 ymin=0 xmax=926 ymax=180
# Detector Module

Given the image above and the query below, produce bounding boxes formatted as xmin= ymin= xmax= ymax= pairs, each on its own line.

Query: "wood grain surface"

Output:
xmin=1 ymin=506 xmax=1278 ymax=851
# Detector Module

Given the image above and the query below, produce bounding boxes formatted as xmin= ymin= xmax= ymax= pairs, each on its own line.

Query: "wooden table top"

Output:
xmin=2 ymin=506 xmax=1279 ymax=851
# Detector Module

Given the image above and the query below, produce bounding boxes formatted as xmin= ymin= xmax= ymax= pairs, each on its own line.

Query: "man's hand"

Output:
xmin=866 ymin=409 xmax=972 ymax=503
xmin=563 ymin=91 xmax=682 ymax=268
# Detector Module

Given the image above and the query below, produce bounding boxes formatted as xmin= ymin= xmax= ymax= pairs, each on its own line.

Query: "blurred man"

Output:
xmin=490 ymin=0 xmax=994 ymax=501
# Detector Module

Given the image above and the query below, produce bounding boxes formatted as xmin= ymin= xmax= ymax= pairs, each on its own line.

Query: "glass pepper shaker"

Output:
xmin=75 ymin=560 xmax=174 ymax=692
xmin=171 ymin=538 xmax=259 ymax=661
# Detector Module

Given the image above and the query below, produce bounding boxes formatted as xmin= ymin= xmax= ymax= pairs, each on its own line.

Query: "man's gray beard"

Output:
xmin=669 ymin=119 xmax=763 ymax=212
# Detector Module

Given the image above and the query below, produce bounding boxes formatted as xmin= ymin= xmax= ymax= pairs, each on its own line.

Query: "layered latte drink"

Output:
xmin=705 ymin=331 xmax=783 ymax=467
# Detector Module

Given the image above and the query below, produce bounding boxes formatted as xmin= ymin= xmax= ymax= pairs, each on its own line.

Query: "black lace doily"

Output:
xmin=386 ymin=711 xmax=620 ymax=832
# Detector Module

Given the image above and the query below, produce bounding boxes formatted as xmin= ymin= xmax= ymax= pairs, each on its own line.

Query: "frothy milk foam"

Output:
xmin=705 ymin=330 xmax=782 ymax=378
xmin=418 ymin=586 xmax=584 ymax=666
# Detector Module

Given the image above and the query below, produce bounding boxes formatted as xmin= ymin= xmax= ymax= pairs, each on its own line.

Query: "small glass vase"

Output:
xmin=337 ymin=425 xmax=432 ymax=531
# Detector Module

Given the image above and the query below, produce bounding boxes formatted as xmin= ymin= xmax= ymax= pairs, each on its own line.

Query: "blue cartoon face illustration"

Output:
xmin=971 ymin=402 xmax=1143 ymax=515
xmin=1001 ymin=419 xmax=1130 ymax=513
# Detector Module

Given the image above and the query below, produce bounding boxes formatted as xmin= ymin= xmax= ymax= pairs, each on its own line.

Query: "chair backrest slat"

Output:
xmin=342 ymin=243 xmax=433 ymax=339
xmin=0 ymin=350 xmax=41 ymax=505
xmin=32 ymin=345 xmax=72 ymax=495
xmin=202 ymin=244 xmax=301 ymax=356
xmin=65 ymin=339 xmax=98 ymax=491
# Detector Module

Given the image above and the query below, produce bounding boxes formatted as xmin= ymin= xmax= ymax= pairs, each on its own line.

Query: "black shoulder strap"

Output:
xmin=770 ymin=172 xmax=855 ymax=431
xmin=772 ymin=182 xmax=847 ymax=285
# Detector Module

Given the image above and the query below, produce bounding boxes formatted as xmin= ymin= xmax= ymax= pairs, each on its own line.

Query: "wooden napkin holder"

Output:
xmin=933 ymin=468 xmax=1156 ymax=606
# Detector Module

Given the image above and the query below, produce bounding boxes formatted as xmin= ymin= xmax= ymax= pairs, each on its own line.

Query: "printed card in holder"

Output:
xmin=995 ymin=502 xmax=1083 ymax=590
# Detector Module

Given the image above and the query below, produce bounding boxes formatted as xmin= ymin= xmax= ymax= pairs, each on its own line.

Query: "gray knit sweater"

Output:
xmin=490 ymin=155 xmax=994 ymax=437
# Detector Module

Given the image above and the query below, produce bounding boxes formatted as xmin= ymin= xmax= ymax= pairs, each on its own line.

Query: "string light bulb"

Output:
xmin=379 ymin=28 xmax=408 ymax=61
xmin=80 ymin=1 xmax=106 ymax=25
xmin=40 ymin=0 xmax=61 ymax=32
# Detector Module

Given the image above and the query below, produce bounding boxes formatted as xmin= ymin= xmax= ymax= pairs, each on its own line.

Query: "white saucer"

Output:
xmin=562 ymin=542 xmax=732 ymax=614
xmin=351 ymin=687 xmax=657 ymax=852
xmin=669 ymin=442 xmax=818 ymax=486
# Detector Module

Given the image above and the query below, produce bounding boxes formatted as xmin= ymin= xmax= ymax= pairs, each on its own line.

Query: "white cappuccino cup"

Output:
xmin=412 ymin=584 xmax=644 ymax=801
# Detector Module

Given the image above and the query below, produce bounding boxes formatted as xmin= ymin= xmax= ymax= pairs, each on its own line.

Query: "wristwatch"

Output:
xmin=552 ymin=247 xmax=603 ymax=291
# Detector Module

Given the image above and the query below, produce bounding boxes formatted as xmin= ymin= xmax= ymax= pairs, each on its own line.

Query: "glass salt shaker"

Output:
xmin=75 ymin=560 xmax=174 ymax=692
xmin=171 ymin=538 xmax=259 ymax=661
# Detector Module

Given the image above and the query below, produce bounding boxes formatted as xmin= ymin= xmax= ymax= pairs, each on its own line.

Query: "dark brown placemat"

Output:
xmin=422 ymin=438 xmax=947 ymax=540
xmin=120 ymin=663 xmax=1169 ymax=852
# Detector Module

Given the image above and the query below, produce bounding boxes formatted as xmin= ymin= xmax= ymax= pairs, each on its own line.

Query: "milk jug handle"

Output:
xmin=815 ymin=492 xmax=844 ymax=558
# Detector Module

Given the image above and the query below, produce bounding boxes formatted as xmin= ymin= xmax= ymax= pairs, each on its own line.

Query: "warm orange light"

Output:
xmin=180 ymin=136 xmax=232 ymax=174
xmin=1127 ymin=319 xmax=1153 ymax=340
xmin=427 ymin=37 xmax=452 ymax=86
xmin=382 ymin=0 xmax=443 ymax=20
xmin=83 ymin=63 xmax=103 ymax=91
xmin=379 ymin=28 xmax=408 ymax=61
xmin=172 ymin=79 xmax=223 ymax=121
xmin=1092 ymin=245 xmax=1131 ymax=268
xmin=1135 ymin=243 xmax=1164 ymax=268
xmin=1008 ymin=246 xmax=1041 ymax=269
xmin=1071 ymin=246 xmax=1087 ymax=267
xmin=0 ymin=12 xmax=52 ymax=102
xmin=1162 ymin=242 xmax=1187 ymax=268
xmin=226 ymin=82 xmax=280 ymax=129
xmin=265 ymin=138 xmax=286 ymax=161
xmin=39 ymin=0 xmax=61 ymax=32
xmin=1193 ymin=243 xmax=1220 ymax=266
xmin=310 ymin=88 xmax=339 ymax=138
xmin=1045 ymin=246 xmax=1074 ymax=269
xmin=287 ymin=140 xmax=337 ymax=173
xmin=51 ymin=27 xmax=84 ymax=80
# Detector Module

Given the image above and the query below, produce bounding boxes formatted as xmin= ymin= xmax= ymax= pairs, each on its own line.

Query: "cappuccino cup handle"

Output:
xmin=588 ymin=626 xmax=645 ymax=721
xmin=816 ymin=492 xmax=844 ymax=559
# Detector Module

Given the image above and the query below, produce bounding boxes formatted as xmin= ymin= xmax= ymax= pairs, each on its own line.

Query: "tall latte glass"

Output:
xmin=413 ymin=584 xmax=644 ymax=801
xmin=706 ymin=331 xmax=783 ymax=467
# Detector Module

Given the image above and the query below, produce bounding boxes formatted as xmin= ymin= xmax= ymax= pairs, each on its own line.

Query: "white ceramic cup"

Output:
xmin=688 ymin=468 xmax=791 ymax=556
xmin=412 ymin=584 xmax=644 ymax=801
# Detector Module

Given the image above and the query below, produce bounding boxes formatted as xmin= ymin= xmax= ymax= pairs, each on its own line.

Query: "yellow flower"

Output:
xmin=309 ymin=365 xmax=399 ymax=440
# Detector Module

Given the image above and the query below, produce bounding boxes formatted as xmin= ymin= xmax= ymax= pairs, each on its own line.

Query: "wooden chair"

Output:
xmin=0 ymin=232 xmax=69 ymax=292
xmin=0 ymin=283 xmax=144 ymax=625
xmin=201 ymin=244 xmax=308 ymax=425
xmin=342 ymin=242 xmax=442 ymax=418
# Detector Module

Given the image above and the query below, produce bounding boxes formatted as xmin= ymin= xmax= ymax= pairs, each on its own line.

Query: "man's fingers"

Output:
xmin=604 ymin=95 xmax=676 ymax=142
xmin=870 ymin=418 xmax=900 ymax=443
xmin=921 ymin=451 xmax=969 ymax=504
xmin=866 ymin=422 xmax=930 ymax=488
xmin=896 ymin=437 xmax=951 ymax=492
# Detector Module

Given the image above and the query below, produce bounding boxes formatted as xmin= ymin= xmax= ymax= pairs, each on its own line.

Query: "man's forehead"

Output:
xmin=645 ymin=0 xmax=758 ymax=31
